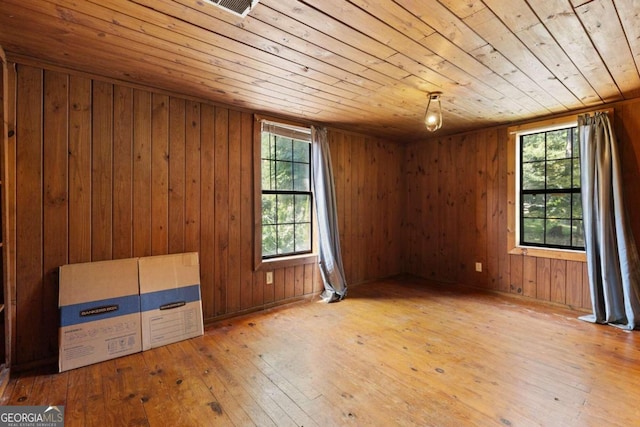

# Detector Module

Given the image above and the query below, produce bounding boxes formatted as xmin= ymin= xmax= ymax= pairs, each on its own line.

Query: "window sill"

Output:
xmin=255 ymin=253 xmax=318 ymax=271
xmin=508 ymin=246 xmax=586 ymax=262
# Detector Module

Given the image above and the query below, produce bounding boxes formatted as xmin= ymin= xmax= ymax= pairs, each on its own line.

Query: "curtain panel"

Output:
xmin=311 ymin=126 xmax=348 ymax=302
xmin=578 ymin=112 xmax=640 ymax=330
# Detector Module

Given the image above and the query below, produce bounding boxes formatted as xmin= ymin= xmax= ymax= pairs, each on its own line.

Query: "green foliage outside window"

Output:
xmin=520 ymin=127 xmax=584 ymax=250
xmin=261 ymin=132 xmax=312 ymax=258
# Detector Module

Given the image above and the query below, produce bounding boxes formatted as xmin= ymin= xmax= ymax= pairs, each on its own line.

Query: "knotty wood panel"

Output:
xmin=42 ymin=70 xmax=68 ymax=361
xmin=284 ymin=267 xmax=295 ymax=300
xmin=184 ymin=101 xmax=201 ymax=256
xmin=536 ymin=258 xmax=552 ymax=301
xmin=132 ymin=89 xmax=152 ymax=258
xmin=199 ymin=103 xmax=215 ymax=319
xmin=550 ymin=259 xmax=567 ymax=304
xmin=509 ymin=254 xmax=524 ymax=295
xmin=496 ymin=128 xmax=510 ymax=293
xmin=0 ymin=60 xmax=4 ymax=370
xmin=15 ymin=64 xmax=43 ymax=364
xmin=581 ymin=263 xmax=590 ymax=311
xmin=68 ymin=76 xmax=92 ymax=264
xmin=566 ymin=260 xmax=584 ymax=309
xmin=352 ymin=138 xmax=365 ymax=284
xmin=168 ymin=97 xmax=186 ymax=255
xmin=239 ymin=112 xmax=253 ymax=310
xmin=91 ymin=81 xmax=113 ymax=261
xmin=151 ymin=93 xmax=169 ymax=256
xmin=5 ymin=62 xmax=404 ymax=368
xmin=475 ymin=131 xmax=489 ymax=286
xmin=112 ymin=86 xmax=134 ymax=260
xmin=213 ymin=107 xmax=229 ymax=316
xmin=1 ymin=56 xmax=18 ymax=370
xmin=522 ymin=256 xmax=537 ymax=298
xmin=227 ymin=110 xmax=242 ymax=313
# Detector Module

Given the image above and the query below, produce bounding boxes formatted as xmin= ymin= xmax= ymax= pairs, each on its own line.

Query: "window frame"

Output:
xmin=518 ymin=124 xmax=583 ymax=250
xmin=253 ymin=116 xmax=317 ymax=271
xmin=507 ymin=113 xmax=590 ymax=262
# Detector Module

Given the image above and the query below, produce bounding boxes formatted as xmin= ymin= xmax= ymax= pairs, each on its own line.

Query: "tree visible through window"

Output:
xmin=519 ymin=126 xmax=584 ymax=250
xmin=261 ymin=123 xmax=312 ymax=258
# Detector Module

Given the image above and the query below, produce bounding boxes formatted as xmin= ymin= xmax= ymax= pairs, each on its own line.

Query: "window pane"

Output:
xmin=262 ymin=159 xmax=274 ymax=190
xmin=262 ymin=225 xmax=277 ymax=257
xmin=572 ymin=220 xmax=584 ymax=247
xmin=262 ymin=134 xmax=273 ymax=160
xmin=546 ymin=219 xmax=571 ymax=246
xmin=572 ymin=194 xmax=582 ymax=219
xmin=277 ymin=194 xmax=295 ymax=224
xmin=275 ymin=137 xmax=293 ymax=161
xmin=572 ymin=159 xmax=581 ymax=189
xmin=262 ymin=194 xmax=277 ymax=225
xmin=547 ymin=193 xmax=571 ymax=218
xmin=295 ymin=194 xmax=311 ymax=222
xmin=546 ymin=129 xmax=571 ymax=160
xmin=571 ymin=128 xmax=580 ymax=159
xmin=293 ymin=140 xmax=310 ymax=162
xmin=522 ymin=194 xmax=545 ymax=218
xmin=275 ymin=160 xmax=293 ymax=190
xmin=293 ymin=162 xmax=310 ymax=191
xmin=523 ymin=162 xmax=545 ymax=190
xmin=547 ymin=159 xmax=571 ymax=189
xmin=522 ymin=133 xmax=545 ymax=162
xmin=523 ymin=218 xmax=544 ymax=244
xmin=295 ymin=223 xmax=311 ymax=252
xmin=277 ymin=224 xmax=295 ymax=254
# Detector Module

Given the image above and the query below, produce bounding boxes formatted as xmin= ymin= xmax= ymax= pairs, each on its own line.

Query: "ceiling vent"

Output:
xmin=203 ymin=0 xmax=259 ymax=17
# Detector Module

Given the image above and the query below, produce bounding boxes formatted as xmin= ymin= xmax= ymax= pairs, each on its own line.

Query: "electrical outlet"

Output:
xmin=266 ymin=271 xmax=274 ymax=284
xmin=475 ymin=262 xmax=482 ymax=273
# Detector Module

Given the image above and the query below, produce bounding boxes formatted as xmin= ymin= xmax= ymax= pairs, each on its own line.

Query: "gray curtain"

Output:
xmin=578 ymin=112 xmax=640 ymax=330
xmin=311 ymin=126 xmax=347 ymax=302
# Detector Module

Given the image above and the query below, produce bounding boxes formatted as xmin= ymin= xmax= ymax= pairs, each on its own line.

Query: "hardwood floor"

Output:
xmin=2 ymin=276 xmax=640 ymax=426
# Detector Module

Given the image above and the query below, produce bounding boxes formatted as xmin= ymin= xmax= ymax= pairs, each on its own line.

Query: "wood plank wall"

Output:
xmin=5 ymin=62 xmax=405 ymax=368
xmin=403 ymin=99 xmax=640 ymax=312
xmin=329 ymin=131 xmax=404 ymax=285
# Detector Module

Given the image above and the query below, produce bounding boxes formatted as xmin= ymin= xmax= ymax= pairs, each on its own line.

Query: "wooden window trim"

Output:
xmin=253 ymin=115 xmax=318 ymax=271
xmin=505 ymin=112 xmax=612 ymax=262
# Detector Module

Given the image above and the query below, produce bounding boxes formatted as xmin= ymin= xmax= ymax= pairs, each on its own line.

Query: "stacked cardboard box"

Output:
xmin=138 ymin=252 xmax=204 ymax=351
xmin=58 ymin=258 xmax=142 ymax=372
xmin=58 ymin=253 xmax=203 ymax=372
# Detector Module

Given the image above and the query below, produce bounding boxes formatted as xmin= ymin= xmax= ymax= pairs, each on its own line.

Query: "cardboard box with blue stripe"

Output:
xmin=138 ymin=252 xmax=204 ymax=351
xmin=58 ymin=258 xmax=142 ymax=372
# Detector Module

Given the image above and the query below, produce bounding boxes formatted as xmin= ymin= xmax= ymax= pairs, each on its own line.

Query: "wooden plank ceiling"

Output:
xmin=1 ymin=0 xmax=639 ymax=140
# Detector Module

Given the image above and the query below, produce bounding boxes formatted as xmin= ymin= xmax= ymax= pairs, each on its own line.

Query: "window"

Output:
xmin=518 ymin=125 xmax=584 ymax=250
xmin=507 ymin=113 xmax=593 ymax=261
xmin=259 ymin=120 xmax=312 ymax=259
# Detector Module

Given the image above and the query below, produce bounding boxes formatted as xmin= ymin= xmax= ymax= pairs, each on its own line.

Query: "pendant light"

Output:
xmin=424 ymin=91 xmax=443 ymax=132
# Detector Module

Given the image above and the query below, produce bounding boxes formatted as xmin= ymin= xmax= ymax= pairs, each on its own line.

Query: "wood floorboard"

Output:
xmin=3 ymin=276 xmax=640 ymax=426
xmin=65 ymin=367 xmax=86 ymax=425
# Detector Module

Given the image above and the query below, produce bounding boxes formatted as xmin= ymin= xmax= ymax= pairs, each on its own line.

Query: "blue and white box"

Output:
xmin=58 ymin=258 xmax=142 ymax=372
xmin=138 ymin=252 xmax=204 ymax=351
